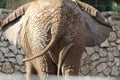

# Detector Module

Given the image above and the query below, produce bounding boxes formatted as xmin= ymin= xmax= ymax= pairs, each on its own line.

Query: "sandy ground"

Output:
xmin=0 ymin=72 xmax=117 ymax=80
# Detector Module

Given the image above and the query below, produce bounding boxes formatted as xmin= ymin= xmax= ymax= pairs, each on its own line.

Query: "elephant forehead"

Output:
xmin=28 ymin=3 xmax=52 ymax=20
xmin=24 ymin=0 xmax=85 ymax=42
xmin=26 ymin=1 xmax=83 ymax=26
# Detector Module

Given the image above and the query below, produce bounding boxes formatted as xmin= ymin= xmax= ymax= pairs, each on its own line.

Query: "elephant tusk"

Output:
xmin=57 ymin=43 xmax=75 ymax=75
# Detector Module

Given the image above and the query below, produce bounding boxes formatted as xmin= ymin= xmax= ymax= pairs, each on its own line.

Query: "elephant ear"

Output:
xmin=1 ymin=2 xmax=31 ymax=46
xmin=82 ymin=11 xmax=112 ymax=47
xmin=1 ymin=2 xmax=31 ymax=31
xmin=2 ymin=16 xmax=24 ymax=46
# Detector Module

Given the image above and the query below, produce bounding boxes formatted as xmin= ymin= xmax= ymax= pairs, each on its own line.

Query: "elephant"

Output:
xmin=1 ymin=0 xmax=112 ymax=80
xmin=1 ymin=0 xmax=111 ymax=46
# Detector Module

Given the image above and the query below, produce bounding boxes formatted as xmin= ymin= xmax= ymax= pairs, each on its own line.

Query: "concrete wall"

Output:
xmin=0 ymin=10 xmax=120 ymax=79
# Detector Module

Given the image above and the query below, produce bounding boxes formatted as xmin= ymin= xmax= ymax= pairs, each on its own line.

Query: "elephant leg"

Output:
xmin=32 ymin=53 xmax=57 ymax=80
xmin=61 ymin=44 xmax=84 ymax=80
xmin=26 ymin=61 xmax=38 ymax=80
xmin=25 ymin=61 xmax=33 ymax=80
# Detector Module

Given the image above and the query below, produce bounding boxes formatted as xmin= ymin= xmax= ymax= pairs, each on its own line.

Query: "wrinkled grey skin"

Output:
xmin=22 ymin=0 xmax=86 ymax=80
xmin=1 ymin=0 xmax=112 ymax=47
xmin=1 ymin=0 xmax=112 ymax=80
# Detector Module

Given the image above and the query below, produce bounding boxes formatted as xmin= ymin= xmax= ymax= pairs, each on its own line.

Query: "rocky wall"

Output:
xmin=80 ymin=12 xmax=120 ymax=77
xmin=0 ymin=9 xmax=120 ymax=78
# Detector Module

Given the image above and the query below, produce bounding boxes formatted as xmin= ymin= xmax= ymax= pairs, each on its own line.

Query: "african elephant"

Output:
xmin=1 ymin=0 xmax=112 ymax=80
xmin=1 ymin=0 xmax=111 ymax=46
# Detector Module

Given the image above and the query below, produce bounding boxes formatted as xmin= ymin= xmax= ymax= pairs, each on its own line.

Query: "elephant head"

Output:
xmin=1 ymin=0 xmax=112 ymax=47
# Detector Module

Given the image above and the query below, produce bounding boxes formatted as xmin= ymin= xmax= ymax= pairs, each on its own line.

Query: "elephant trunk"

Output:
xmin=22 ymin=33 xmax=64 ymax=62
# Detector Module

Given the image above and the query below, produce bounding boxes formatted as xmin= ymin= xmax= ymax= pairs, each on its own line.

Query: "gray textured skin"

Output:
xmin=1 ymin=0 xmax=112 ymax=47
xmin=1 ymin=0 xmax=112 ymax=80
xmin=21 ymin=0 xmax=85 ymax=80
